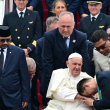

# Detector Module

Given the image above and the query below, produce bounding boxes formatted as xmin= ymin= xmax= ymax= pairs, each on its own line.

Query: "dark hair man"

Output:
xmin=77 ymin=71 xmax=110 ymax=110
xmin=92 ymin=30 xmax=110 ymax=72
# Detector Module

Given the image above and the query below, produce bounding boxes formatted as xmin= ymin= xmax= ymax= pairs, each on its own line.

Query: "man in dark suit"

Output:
xmin=79 ymin=0 xmax=110 ymax=41
xmin=3 ymin=0 xmax=42 ymax=110
xmin=77 ymin=71 xmax=110 ymax=110
xmin=0 ymin=26 xmax=31 ymax=110
xmin=78 ymin=0 xmax=109 ymax=18
xmin=36 ymin=16 xmax=59 ymax=107
xmin=41 ymin=11 xmax=93 ymax=103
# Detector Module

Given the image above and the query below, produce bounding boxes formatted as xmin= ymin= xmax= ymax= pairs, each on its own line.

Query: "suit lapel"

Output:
xmin=2 ymin=45 xmax=13 ymax=74
xmin=18 ymin=9 xmax=31 ymax=35
xmin=87 ymin=13 xmax=103 ymax=40
xmin=57 ymin=30 xmax=67 ymax=55
xmin=12 ymin=10 xmax=21 ymax=26
xmin=85 ymin=15 xmax=91 ymax=30
xmin=57 ymin=29 xmax=76 ymax=55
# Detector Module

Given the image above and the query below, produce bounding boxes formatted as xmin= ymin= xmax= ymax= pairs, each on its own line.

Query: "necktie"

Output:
xmin=64 ymin=38 xmax=68 ymax=52
xmin=91 ymin=17 xmax=96 ymax=25
xmin=0 ymin=49 xmax=4 ymax=73
xmin=20 ymin=12 xmax=23 ymax=21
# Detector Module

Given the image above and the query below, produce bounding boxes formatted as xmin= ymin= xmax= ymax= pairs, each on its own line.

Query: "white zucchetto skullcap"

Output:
xmin=68 ymin=52 xmax=82 ymax=59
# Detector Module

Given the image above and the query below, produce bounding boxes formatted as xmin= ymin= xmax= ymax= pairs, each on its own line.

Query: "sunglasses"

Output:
xmin=95 ymin=40 xmax=107 ymax=51
xmin=0 ymin=38 xmax=11 ymax=43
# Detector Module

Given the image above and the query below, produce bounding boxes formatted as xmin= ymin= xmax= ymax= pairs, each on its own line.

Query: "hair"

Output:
xmin=106 ymin=26 xmax=110 ymax=32
xmin=91 ymin=30 xmax=109 ymax=43
xmin=46 ymin=16 xmax=59 ymax=29
xmin=26 ymin=57 xmax=36 ymax=71
xmin=59 ymin=11 xmax=74 ymax=23
xmin=77 ymin=78 xmax=90 ymax=95
xmin=51 ymin=0 xmax=67 ymax=14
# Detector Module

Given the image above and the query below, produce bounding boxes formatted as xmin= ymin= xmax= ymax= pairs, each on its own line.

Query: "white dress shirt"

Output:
xmin=90 ymin=12 xmax=100 ymax=21
xmin=16 ymin=8 xmax=26 ymax=18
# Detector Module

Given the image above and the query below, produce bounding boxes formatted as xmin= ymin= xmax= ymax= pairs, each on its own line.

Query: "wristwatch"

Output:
xmin=27 ymin=47 xmax=32 ymax=53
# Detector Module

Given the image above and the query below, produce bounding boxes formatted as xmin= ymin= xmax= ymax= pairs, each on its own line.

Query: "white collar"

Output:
xmin=63 ymin=36 xmax=70 ymax=39
xmin=0 ymin=48 xmax=7 ymax=53
xmin=90 ymin=12 xmax=100 ymax=19
xmin=16 ymin=8 xmax=26 ymax=15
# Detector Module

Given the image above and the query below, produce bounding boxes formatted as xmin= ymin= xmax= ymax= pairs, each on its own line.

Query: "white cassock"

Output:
xmin=45 ymin=68 xmax=92 ymax=110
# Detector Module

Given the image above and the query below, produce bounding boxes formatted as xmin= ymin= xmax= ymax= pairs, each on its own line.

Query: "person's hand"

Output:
xmin=23 ymin=49 xmax=29 ymax=57
xmin=75 ymin=94 xmax=85 ymax=99
xmin=81 ymin=14 xmax=88 ymax=18
xmin=27 ymin=6 xmax=33 ymax=10
xmin=22 ymin=102 xmax=29 ymax=108
xmin=80 ymin=97 xmax=94 ymax=106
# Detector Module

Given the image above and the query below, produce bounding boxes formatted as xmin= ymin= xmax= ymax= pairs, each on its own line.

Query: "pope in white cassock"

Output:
xmin=44 ymin=53 xmax=93 ymax=110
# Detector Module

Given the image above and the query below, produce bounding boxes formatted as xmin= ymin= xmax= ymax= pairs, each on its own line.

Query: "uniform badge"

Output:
xmin=15 ymin=29 xmax=18 ymax=31
xmin=99 ymin=26 xmax=104 ymax=28
xmin=72 ymin=40 xmax=76 ymax=43
xmin=32 ymin=40 xmax=36 ymax=47
xmin=29 ymin=21 xmax=33 ymax=24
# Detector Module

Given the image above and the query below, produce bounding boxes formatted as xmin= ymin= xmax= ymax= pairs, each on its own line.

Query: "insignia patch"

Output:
xmin=29 ymin=21 xmax=33 ymax=24
xmin=32 ymin=40 xmax=36 ymax=47
xmin=99 ymin=26 xmax=104 ymax=28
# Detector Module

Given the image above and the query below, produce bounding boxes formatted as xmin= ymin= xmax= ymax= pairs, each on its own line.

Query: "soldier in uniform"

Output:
xmin=78 ymin=0 xmax=109 ymax=18
xmin=79 ymin=0 xmax=110 ymax=41
xmin=3 ymin=0 xmax=42 ymax=110
xmin=3 ymin=0 xmax=42 ymax=60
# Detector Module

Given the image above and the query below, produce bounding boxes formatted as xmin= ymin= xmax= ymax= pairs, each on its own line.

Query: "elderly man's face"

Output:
xmin=94 ymin=38 xmax=110 ymax=56
xmin=28 ymin=69 xmax=36 ymax=81
xmin=88 ymin=4 xmax=102 ymax=16
xmin=14 ymin=0 xmax=28 ymax=11
xmin=0 ymin=36 xmax=11 ymax=49
xmin=66 ymin=57 xmax=82 ymax=77
xmin=59 ymin=14 xmax=75 ymax=38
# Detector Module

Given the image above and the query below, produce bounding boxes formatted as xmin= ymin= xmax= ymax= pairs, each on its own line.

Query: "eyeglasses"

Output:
xmin=0 ymin=38 xmax=11 ymax=43
xmin=95 ymin=40 xmax=107 ymax=51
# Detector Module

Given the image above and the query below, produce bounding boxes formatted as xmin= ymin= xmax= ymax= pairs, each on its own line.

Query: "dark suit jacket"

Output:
xmin=3 ymin=9 xmax=42 ymax=60
xmin=78 ymin=0 xmax=109 ymax=17
xmin=0 ymin=45 xmax=31 ymax=108
xmin=87 ymin=41 xmax=95 ymax=77
xmin=36 ymin=37 xmax=44 ymax=83
xmin=93 ymin=71 xmax=110 ymax=110
xmin=79 ymin=12 xmax=110 ymax=41
xmin=41 ymin=28 xmax=93 ymax=94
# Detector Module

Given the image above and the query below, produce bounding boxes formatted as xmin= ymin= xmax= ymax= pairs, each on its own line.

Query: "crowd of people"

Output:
xmin=0 ymin=0 xmax=110 ymax=110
